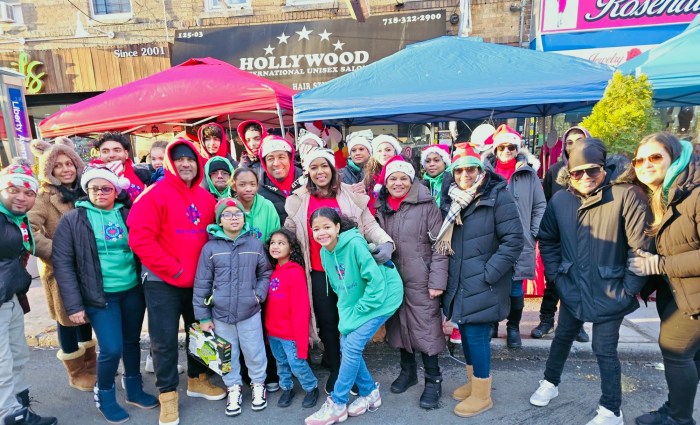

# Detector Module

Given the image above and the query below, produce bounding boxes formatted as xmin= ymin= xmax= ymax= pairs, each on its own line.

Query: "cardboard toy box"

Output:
xmin=188 ymin=323 xmax=232 ymax=376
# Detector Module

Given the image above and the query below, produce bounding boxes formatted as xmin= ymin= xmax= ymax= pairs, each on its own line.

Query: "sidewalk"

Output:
xmin=23 ymin=278 xmax=663 ymax=358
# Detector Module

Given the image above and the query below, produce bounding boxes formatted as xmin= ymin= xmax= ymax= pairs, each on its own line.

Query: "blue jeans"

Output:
xmin=269 ymin=337 xmax=318 ymax=392
xmin=544 ymin=305 xmax=623 ymax=414
xmin=459 ymin=323 xmax=492 ymax=379
xmin=85 ymin=285 xmax=145 ymax=390
xmin=331 ymin=316 xmax=388 ymax=405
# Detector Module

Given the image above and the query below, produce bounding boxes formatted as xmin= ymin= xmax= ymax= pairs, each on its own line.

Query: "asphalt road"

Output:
xmin=22 ymin=343 xmax=694 ymax=425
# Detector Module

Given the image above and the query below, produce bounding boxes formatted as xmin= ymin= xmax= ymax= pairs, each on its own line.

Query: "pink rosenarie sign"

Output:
xmin=540 ymin=0 xmax=700 ymax=34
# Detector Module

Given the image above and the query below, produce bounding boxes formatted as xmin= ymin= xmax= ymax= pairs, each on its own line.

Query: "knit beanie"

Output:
xmin=384 ymin=158 xmax=416 ymax=183
xmin=81 ymin=160 xmax=130 ymax=192
xmin=0 ymin=160 xmax=39 ymax=193
xmin=260 ymin=135 xmax=293 ymax=159
xmin=302 ymin=148 xmax=336 ymax=173
xmin=568 ymin=138 xmax=607 ymax=170
xmin=215 ymin=197 xmax=245 ymax=224
xmin=371 ymin=135 xmax=401 ymax=156
xmin=347 ymin=131 xmax=373 ymax=154
xmin=208 ymin=159 xmax=232 ymax=175
xmin=448 ymin=143 xmax=483 ymax=171
xmin=171 ymin=144 xmax=198 ymax=160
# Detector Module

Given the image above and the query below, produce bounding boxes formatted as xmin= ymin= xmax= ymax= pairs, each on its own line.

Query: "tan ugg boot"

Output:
xmin=452 ymin=365 xmax=474 ymax=401
xmin=454 ymin=376 xmax=493 ymax=417
xmin=186 ymin=373 xmax=226 ymax=400
xmin=56 ymin=346 xmax=96 ymax=391
xmin=80 ymin=339 xmax=98 ymax=376
xmin=158 ymin=391 xmax=179 ymax=425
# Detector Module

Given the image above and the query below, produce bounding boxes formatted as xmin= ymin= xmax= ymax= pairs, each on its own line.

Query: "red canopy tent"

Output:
xmin=39 ymin=57 xmax=296 ymax=138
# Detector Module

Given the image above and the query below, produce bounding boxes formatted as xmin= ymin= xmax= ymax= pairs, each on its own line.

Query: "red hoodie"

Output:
xmin=196 ymin=122 xmax=229 ymax=160
xmin=237 ymin=119 xmax=268 ymax=162
xmin=264 ymin=261 xmax=310 ymax=359
xmin=127 ymin=139 xmax=216 ymax=288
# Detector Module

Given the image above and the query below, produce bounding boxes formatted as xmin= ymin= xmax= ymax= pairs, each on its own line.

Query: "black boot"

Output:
xmin=531 ymin=315 xmax=555 ymax=338
xmin=419 ymin=373 xmax=442 ymax=410
xmin=506 ymin=296 xmax=524 ymax=349
xmin=390 ymin=362 xmax=418 ymax=394
xmin=15 ymin=390 xmax=57 ymax=425
xmin=575 ymin=326 xmax=590 ymax=343
xmin=635 ymin=402 xmax=669 ymax=425
xmin=489 ymin=323 xmax=498 ymax=339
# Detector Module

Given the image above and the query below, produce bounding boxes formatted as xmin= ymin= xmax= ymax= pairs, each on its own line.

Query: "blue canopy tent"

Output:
xmin=618 ymin=16 xmax=700 ymax=107
xmin=293 ymin=36 xmax=613 ymax=125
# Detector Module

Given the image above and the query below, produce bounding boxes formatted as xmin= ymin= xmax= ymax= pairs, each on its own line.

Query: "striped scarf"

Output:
xmin=433 ymin=173 xmax=485 ymax=255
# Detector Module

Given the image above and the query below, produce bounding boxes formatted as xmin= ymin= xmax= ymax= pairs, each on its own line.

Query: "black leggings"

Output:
xmin=656 ymin=283 xmax=700 ymax=422
xmin=57 ymin=322 xmax=93 ymax=353
xmin=400 ymin=348 xmax=440 ymax=376
xmin=311 ymin=270 xmax=341 ymax=378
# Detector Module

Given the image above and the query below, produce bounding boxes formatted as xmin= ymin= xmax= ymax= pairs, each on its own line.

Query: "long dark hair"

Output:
xmin=266 ymin=228 xmax=305 ymax=269
xmin=618 ymin=132 xmax=683 ymax=236
xmin=310 ymin=207 xmax=357 ymax=234
xmin=306 ymin=157 xmax=341 ymax=199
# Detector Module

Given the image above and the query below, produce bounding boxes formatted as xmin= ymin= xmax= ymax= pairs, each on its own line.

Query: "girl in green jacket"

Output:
xmin=304 ymin=207 xmax=403 ymax=425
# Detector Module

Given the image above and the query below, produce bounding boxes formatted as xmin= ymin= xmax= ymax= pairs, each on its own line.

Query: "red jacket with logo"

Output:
xmin=264 ymin=261 xmax=310 ymax=359
xmin=127 ymin=139 xmax=216 ymax=288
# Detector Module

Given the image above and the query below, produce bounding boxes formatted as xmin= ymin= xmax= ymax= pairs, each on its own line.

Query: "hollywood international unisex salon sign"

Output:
xmin=172 ymin=10 xmax=445 ymax=90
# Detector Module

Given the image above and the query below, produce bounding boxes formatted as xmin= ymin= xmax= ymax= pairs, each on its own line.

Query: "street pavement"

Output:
xmin=21 ymin=275 xmax=696 ymax=424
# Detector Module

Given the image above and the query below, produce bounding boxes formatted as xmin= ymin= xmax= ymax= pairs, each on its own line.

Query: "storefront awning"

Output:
xmin=39 ymin=57 xmax=296 ymax=137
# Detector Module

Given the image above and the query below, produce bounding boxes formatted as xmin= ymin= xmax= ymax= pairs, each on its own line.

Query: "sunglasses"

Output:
xmin=569 ymin=166 xmax=603 ymax=180
xmin=496 ymin=144 xmax=518 ymax=152
xmin=454 ymin=166 xmax=481 ymax=175
xmin=87 ymin=186 xmax=115 ymax=195
xmin=632 ymin=153 xmax=664 ymax=168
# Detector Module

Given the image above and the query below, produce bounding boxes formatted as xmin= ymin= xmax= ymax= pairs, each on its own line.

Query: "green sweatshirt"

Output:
xmin=240 ymin=194 xmax=280 ymax=243
xmin=76 ymin=200 xmax=138 ymax=293
xmin=204 ymin=156 xmax=234 ymax=200
xmin=320 ymin=228 xmax=403 ymax=335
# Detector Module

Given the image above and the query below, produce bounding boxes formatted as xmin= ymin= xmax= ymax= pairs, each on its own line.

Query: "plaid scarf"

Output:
xmin=433 ymin=173 xmax=485 ymax=255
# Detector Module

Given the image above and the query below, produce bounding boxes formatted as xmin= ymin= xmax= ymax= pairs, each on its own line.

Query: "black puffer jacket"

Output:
xmin=193 ymin=231 xmax=272 ymax=324
xmin=52 ymin=205 xmax=133 ymax=315
xmin=538 ymin=178 xmax=653 ymax=323
xmin=441 ymin=172 xmax=524 ymax=325
xmin=257 ymin=167 xmax=303 ymax=224
xmin=652 ymin=155 xmax=700 ymax=317
xmin=0 ymin=213 xmax=32 ymax=304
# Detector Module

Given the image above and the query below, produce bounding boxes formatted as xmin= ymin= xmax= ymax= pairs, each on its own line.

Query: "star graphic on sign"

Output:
xmin=318 ymin=29 xmax=332 ymax=41
xmin=277 ymin=32 xmax=290 ymax=44
xmin=264 ymin=44 xmax=275 ymax=55
xmin=296 ymin=26 xmax=313 ymax=41
xmin=333 ymin=40 xmax=345 ymax=51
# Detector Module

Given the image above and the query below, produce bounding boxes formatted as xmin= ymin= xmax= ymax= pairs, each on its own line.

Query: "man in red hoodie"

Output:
xmin=127 ymin=139 xmax=224 ymax=425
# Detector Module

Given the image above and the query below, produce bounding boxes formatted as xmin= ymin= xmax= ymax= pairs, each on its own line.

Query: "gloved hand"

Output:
xmin=627 ymin=249 xmax=662 ymax=276
xmin=370 ymin=242 xmax=393 ymax=264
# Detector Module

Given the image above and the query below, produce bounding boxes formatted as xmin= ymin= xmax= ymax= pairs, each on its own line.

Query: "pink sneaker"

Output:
xmin=304 ymin=397 xmax=348 ymax=425
xmin=450 ymin=328 xmax=462 ymax=344
xmin=348 ymin=383 xmax=381 ymax=416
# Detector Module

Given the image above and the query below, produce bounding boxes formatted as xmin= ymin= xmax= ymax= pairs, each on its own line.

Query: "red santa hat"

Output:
xmin=373 ymin=155 xmax=413 ymax=194
xmin=470 ymin=123 xmax=496 ymax=153
xmin=491 ymin=124 xmax=522 ymax=150
xmin=371 ymin=135 xmax=402 ymax=157
xmin=420 ymin=144 xmax=451 ymax=168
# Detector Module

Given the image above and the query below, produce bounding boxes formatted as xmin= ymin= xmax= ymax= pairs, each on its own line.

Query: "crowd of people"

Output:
xmin=0 ymin=122 xmax=698 ymax=425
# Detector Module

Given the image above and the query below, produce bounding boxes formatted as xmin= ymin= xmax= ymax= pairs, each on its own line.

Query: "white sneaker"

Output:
xmin=585 ymin=405 xmax=624 ymax=425
xmin=347 ymin=383 xmax=381 ymax=417
xmin=529 ymin=380 xmax=558 ymax=406
xmin=251 ymin=383 xmax=267 ymax=411
xmin=305 ymin=397 xmax=348 ymax=425
xmin=225 ymin=385 xmax=242 ymax=417
xmin=145 ymin=354 xmax=184 ymax=375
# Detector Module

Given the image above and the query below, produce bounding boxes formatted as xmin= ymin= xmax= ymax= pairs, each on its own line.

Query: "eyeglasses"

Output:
xmin=220 ymin=211 xmax=244 ymax=220
xmin=87 ymin=186 xmax=115 ymax=195
xmin=632 ymin=153 xmax=665 ymax=168
xmin=569 ymin=166 xmax=603 ymax=180
xmin=496 ymin=144 xmax=517 ymax=152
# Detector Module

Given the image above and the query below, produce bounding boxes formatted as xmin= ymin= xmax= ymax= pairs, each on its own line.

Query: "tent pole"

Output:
xmin=276 ymin=103 xmax=285 ymax=135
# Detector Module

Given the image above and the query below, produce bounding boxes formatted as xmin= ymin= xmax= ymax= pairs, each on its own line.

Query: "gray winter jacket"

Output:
xmin=484 ymin=149 xmax=546 ymax=280
xmin=193 ymin=228 xmax=273 ymax=325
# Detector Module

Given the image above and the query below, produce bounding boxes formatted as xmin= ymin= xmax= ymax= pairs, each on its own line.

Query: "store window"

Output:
xmin=91 ymin=0 xmax=132 ymax=18
xmin=206 ymin=0 xmax=252 ymax=11
xmin=285 ymin=0 xmax=334 ymax=9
